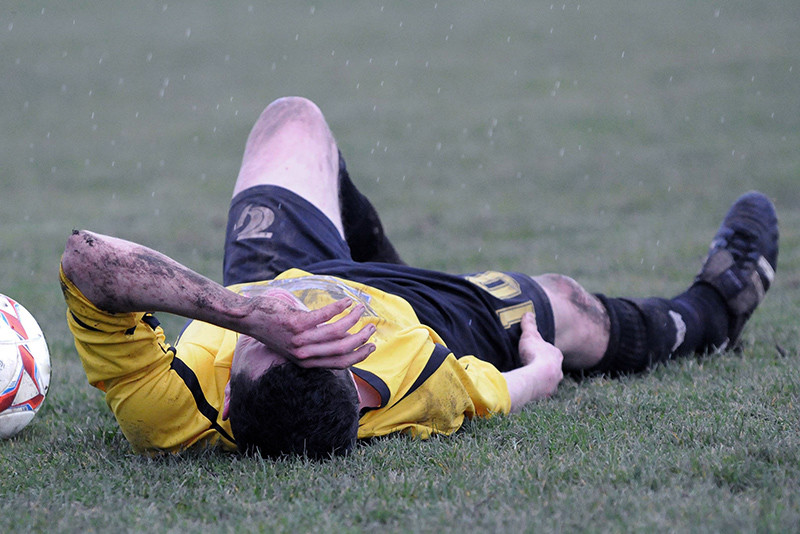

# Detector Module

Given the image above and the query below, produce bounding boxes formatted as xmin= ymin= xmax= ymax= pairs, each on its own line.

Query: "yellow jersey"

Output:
xmin=61 ymin=266 xmax=510 ymax=454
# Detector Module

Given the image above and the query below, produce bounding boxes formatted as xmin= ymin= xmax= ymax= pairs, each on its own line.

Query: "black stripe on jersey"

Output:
xmin=170 ymin=353 xmax=236 ymax=446
xmin=351 ymin=367 xmax=390 ymax=409
xmin=142 ymin=313 xmax=160 ymax=330
xmin=392 ymin=343 xmax=450 ymax=408
xmin=70 ymin=312 xmax=102 ymax=332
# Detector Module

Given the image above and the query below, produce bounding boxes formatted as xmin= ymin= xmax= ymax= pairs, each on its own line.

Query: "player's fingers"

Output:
xmin=296 ymin=298 xmax=354 ymax=330
xmin=289 ymin=305 xmax=367 ymax=349
xmin=293 ymin=340 xmax=376 ymax=369
xmin=520 ymin=312 xmax=543 ymax=339
xmin=300 ymin=321 xmax=376 ymax=357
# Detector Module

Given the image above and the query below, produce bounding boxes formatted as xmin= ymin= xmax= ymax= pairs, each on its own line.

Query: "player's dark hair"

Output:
xmin=228 ymin=363 xmax=360 ymax=460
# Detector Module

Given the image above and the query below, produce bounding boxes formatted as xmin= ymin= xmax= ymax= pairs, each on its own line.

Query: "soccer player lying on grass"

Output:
xmin=60 ymin=97 xmax=779 ymax=459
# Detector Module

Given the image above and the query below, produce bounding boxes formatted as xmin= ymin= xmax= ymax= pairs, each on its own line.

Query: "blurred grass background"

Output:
xmin=1 ymin=1 xmax=798 ymax=531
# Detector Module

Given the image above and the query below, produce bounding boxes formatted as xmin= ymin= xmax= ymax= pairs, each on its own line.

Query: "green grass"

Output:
xmin=1 ymin=1 xmax=799 ymax=531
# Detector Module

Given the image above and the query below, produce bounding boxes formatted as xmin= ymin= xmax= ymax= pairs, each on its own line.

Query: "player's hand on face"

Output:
xmin=246 ymin=296 xmax=376 ymax=369
xmin=518 ymin=312 xmax=563 ymax=396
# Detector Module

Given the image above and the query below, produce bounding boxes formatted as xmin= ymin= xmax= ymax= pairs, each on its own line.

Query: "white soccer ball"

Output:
xmin=0 ymin=294 xmax=51 ymax=439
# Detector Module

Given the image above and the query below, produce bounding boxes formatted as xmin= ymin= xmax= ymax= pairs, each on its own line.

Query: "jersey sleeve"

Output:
xmin=356 ymin=342 xmax=511 ymax=440
xmin=456 ymin=355 xmax=512 ymax=417
xmin=60 ymin=264 xmax=172 ymax=392
xmin=60 ymin=264 xmax=235 ymax=453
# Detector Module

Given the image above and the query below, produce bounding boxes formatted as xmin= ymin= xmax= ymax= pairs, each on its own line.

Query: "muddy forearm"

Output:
xmin=61 ymin=230 xmax=251 ymax=323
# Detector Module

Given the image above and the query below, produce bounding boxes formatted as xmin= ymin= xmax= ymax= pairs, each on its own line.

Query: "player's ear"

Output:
xmin=222 ymin=380 xmax=231 ymax=420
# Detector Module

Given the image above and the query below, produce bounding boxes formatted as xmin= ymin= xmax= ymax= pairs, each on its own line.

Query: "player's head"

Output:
xmin=226 ymin=336 xmax=360 ymax=460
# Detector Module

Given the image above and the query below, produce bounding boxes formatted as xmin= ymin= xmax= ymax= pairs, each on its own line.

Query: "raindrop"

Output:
xmin=310 ymin=6 xmax=315 ymax=14
xmin=185 ymin=28 xmax=191 ymax=38
xmin=621 ymin=50 xmax=625 ymax=58
xmin=714 ymin=9 xmax=720 ymax=17
xmin=8 ymin=22 xmax=13 ymax=31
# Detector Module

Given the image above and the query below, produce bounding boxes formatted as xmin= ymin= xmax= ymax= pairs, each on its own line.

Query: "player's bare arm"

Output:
xmin=61 ymin=229 xmax=375 ymax=368
xmin=502 ymin=312 xmax=564 ymax=412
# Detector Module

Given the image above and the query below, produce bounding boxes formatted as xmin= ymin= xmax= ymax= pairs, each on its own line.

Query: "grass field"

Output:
xmin=2 ymin=1 xmax=799 ymax=531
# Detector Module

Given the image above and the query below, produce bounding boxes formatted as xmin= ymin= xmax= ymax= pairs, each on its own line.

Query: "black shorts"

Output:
xmin=223 ymin=185 xmax=553 ymax=371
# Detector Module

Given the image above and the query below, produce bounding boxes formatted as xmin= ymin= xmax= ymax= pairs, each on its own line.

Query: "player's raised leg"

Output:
xmin=534 ymin=191 xmax=778 ymax=374
xmin=233 ymin=96 xmax=344 ymax=236
xmin=337 ymin=150 xmax=405 ymax=264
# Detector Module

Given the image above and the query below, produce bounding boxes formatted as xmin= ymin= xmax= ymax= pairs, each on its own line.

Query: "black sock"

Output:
xmin=670 ymin=283 xmax=730 ymax=352
xmin=590 ymin=286 xmax=730 ymax=375
xmin=337 ymin=150 xmax=405 ymax=264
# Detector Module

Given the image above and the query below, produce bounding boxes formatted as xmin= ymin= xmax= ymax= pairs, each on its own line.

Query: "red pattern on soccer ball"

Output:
xmin=0 ymin=298 xmax=46 ymax=413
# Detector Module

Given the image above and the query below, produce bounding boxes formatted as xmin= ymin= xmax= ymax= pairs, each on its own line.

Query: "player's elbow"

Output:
xmin=61 ymin=230 xmax=106 ymax=305
xmin=62 ymin=230 xmax=87 ymax=279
